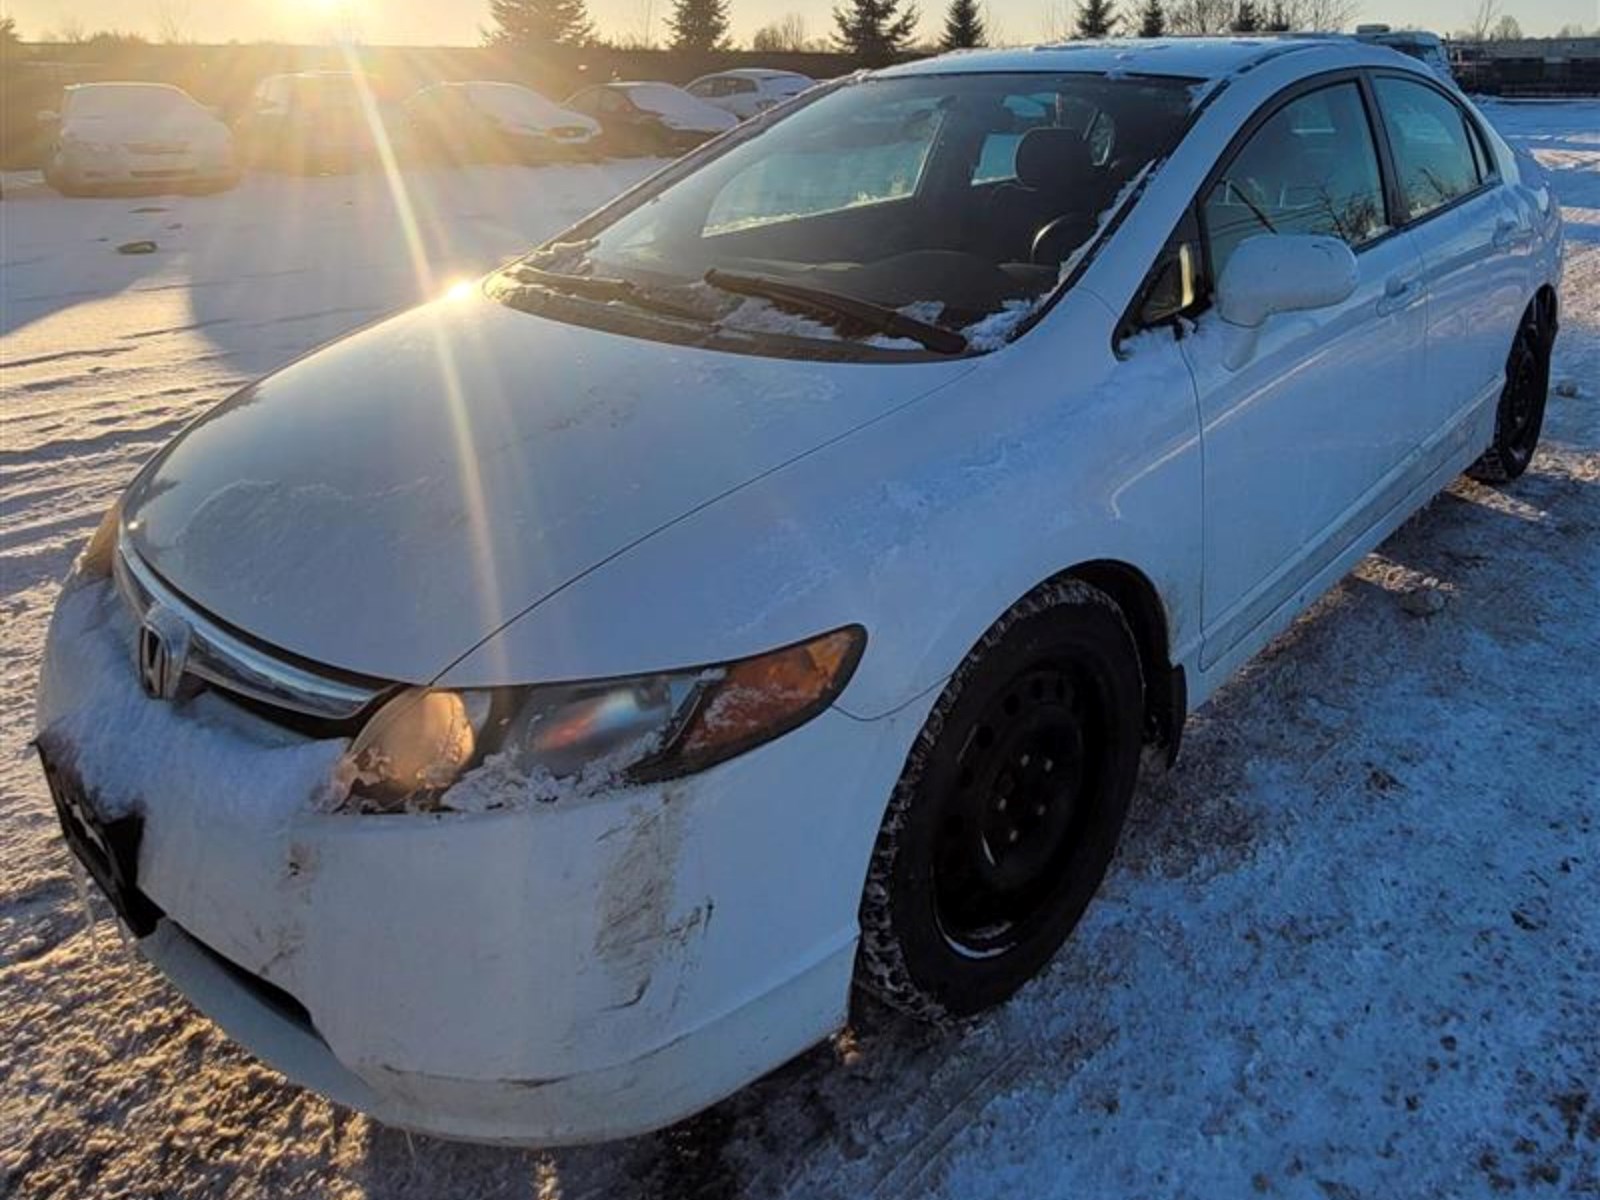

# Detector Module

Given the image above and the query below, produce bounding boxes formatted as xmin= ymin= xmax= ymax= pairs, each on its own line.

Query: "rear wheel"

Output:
xmin=1468 ymin=304 xmax=1552 ymax=483
xmin=856 ymin=580 xmax=1144 ymax=1021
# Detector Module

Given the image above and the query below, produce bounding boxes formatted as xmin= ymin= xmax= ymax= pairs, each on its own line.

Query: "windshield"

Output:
xmin=500 ymin=72 xmax=1195 ymax=358
xmin=66 ymin=85 xmax=197 ymax=120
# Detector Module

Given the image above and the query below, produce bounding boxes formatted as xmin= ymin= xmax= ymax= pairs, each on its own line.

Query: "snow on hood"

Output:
xmin=119 ymin=289 xmax=964 ymax=683
xmin=462 ymin=82 xmax=599 ymax=135
xmin=624 ymin=84 xmax=739 ymax=132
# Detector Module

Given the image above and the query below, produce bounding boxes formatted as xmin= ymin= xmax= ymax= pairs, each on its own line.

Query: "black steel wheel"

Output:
xmin=1469 ymin=304 xmax=1553 ymax=483
xmin=857 ymin=579 xmax=1145 ymax=1021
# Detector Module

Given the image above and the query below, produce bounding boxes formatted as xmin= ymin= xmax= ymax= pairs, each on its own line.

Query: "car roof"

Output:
xmin=697 ymin=68 xmax=810 ymax=81
xmin=66 ymin=81 xmax=185 ymax=93
xmin=878 ymin=36 xmax=1392 ymax=81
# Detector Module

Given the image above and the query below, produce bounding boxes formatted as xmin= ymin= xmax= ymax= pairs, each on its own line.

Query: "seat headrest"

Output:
xmin=1015 ymin=127 xmax=1093 ymax=192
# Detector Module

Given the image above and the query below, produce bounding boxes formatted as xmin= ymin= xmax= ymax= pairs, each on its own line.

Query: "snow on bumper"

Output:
xmin=53 ymin=143 xmax=236 ymax=188
xmin=37 ymin=581 xmax=914 ymax=1144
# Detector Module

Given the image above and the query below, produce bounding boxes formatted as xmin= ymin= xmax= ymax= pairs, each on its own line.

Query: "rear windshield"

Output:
xmin=500 ymin=72 xmax=1196 ymax=358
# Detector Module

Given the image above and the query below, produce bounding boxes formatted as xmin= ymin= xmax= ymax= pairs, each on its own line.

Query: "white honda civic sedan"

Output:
xmin=37 ymin=38 xmax=1562 ymax=1145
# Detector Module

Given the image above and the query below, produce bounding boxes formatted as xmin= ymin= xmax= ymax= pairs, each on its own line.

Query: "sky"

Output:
xmin=4 ymin=0 xmax=1595 ymax=48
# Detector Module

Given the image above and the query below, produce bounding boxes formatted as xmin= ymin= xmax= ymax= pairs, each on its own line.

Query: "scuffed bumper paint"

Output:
xmin=39 ymin=581 xmax=921 ymax=1143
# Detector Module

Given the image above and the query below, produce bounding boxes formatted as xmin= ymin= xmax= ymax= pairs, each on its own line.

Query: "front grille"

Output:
xmin=113 ymin=542 xmax=393 ymax=735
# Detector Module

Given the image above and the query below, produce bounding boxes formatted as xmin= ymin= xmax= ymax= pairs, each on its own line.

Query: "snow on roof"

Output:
xmin=708 ymin=68 xmax=813 ymax=81
xmin=879 ymin=36 xmax=1382 ymax=82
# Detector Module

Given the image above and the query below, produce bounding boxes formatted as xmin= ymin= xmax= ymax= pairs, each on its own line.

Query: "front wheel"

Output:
xmin=1468 ymin=304 xmax=1552 ymax=483
xmin=856 ymin=579 xmax=1145 ymax=1021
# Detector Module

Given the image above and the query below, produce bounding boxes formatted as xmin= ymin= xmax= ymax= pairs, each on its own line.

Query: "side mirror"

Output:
xmin=37 ymin=109 xmax=59 ymax=123
xmin=1215 ymin=235 xmax=1359 ymax=369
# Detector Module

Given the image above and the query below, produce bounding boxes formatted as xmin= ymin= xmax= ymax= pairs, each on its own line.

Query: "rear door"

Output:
xmin=1368 ymin=73 xmax=1526 ymax=432
xmin=1183 ymin=77 xmax=1431 ymax=666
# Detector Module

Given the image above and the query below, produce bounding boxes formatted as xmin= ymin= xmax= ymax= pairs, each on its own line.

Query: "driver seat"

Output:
xmin=986 ymin=127 xmax=1098 ymax=265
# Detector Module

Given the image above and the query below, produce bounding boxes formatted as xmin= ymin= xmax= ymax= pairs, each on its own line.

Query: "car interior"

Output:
xmin=580 ymin=74 xmax=1198 ymax=331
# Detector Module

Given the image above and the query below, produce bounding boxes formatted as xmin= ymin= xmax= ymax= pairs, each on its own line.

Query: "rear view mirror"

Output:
xmin=1215 ymin=234 xmax=1359 ymax=369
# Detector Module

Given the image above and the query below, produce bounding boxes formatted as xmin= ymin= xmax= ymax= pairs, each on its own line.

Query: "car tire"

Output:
xmin=856 ymin=578 xmax=1145 ymax=1022
xmin=1468 ymin=303 xmax=1552 ymax=484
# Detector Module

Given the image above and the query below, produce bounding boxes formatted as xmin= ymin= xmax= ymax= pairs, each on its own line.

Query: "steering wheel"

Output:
xmin=1031 ymin=213 xmax=1095 ymax=268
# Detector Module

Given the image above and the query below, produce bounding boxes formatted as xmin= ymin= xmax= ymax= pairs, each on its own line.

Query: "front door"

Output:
xmin=1184 ymin=79 xmax=1430 ymax=666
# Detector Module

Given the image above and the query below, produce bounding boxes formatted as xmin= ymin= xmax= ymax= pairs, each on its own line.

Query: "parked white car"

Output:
xmin=1355 ymin=24 xmax=1457 ymax=86
xmin=41 ymin=82 xmax=238 ymax=196
xmin=686 ymin=68 xmax=815 ymax=120
xmin=404 ymin=81 xmax=602 ymax=163
xmin=38 ymin=38 xmax=1562 ymax=1146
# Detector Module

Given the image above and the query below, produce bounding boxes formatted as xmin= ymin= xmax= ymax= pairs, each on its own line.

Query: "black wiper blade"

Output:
xmin=504 ymin=265 xmax=710 ymax=323
xmin=703 ymin=268 xmax=969 ymax=355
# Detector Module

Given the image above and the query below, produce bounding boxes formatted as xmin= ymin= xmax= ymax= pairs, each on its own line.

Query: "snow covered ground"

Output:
xmin=2 ymin=104 xmax=1597 ymax=1199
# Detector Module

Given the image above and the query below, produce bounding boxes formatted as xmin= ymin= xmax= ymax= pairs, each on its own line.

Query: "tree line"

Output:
xmin=486 ymin=0 xmax=1383 ymax=65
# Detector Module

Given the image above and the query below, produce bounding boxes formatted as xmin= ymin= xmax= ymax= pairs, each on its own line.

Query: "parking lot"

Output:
xmin=2 ymin=100 xmax=1597 ymax=1198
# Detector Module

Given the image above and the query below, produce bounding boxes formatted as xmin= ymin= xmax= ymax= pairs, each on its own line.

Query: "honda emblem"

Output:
xmin=137 ymin=605 xmax=192 ymax=701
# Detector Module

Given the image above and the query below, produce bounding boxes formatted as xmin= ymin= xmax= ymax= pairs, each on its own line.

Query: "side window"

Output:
xmin=688 ymin=80 xmax=714 ymax=98
xmin=1373 ymin=76 xmax=1483 ymax=220
xmin=1202 ymin=82 xmax=1388 ymax=281
xmin=1131 ymin=207 xmax=1204 ymax=335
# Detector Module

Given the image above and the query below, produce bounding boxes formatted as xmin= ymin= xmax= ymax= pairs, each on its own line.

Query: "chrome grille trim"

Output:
xmin=114 ymin=543 xmax=384 ymax=722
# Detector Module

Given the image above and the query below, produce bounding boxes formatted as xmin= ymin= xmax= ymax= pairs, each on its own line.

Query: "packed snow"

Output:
xmin=2 ymin=102 xmax=1598 ymax=1199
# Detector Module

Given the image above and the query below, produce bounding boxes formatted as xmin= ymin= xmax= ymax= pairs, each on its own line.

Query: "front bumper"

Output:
xmin=37 ymin=580 xmax=922 ymax=1144
xmin=52 ymin=145 xmax=237 ymax=190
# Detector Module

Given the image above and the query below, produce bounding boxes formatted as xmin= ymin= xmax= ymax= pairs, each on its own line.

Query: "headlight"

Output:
xmin=65 ymin=498 xmax=122 ymax=591
xmin=339 ymin=625 xmax=865 ymax=813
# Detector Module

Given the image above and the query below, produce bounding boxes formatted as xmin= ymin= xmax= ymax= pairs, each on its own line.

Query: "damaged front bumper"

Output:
xmin=37 ymin=581 xmax=917 ymax=1145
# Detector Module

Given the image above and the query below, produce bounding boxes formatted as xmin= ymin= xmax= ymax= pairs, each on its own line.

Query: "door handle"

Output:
xmin=1376 ymin=275 xmax=1417 ymax=317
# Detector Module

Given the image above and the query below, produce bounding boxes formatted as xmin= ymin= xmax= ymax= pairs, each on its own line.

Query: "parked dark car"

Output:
xmin=563 ymin=82 xmax=737 ymax=157
xmin=403 ymin=82 xmax=601 ymax=164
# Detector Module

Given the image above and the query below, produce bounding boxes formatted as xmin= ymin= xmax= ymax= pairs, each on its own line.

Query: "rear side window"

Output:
xmin=1373 ymin=77 xmax=1484 ymax=220
xmin=1202 ymin=82 xmax=1388 ymax=280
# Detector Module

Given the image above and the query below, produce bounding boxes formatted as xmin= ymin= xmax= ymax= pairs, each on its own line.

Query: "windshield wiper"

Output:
xmin=504 ymin=265 xmax=712 ymax=323
xmin=702 ymin=268 xmax=969 ymax=356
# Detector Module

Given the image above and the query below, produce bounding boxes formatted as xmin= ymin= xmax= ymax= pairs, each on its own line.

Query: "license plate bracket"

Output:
xmin=37 ymin=739 xmax=163 ymax=938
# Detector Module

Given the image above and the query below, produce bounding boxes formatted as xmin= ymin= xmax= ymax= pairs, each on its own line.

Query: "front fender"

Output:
xmin=437 ymin=293 xmax=1205 ymax=724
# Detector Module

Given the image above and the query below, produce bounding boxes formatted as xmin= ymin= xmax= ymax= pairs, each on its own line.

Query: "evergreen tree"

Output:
xmin=1264 ymin=0 xmax=1290 ymax=30
xmin=833 ymin=0 xmax=920 ymax=65
xmin=940 ymin=0 xmax=987 ymax=49
xmin=666 ymin=0 xmax=732 ymax=50
xmin=1231 ymin=0 xmax=1262 ymax=31
xmin=1075 ymin=0 xmax=1119 ymax=38
xmin=1137 ymin=0 xmax=1166 ymax=36
xmin=484 ymin=0 xmax=593 ymax=47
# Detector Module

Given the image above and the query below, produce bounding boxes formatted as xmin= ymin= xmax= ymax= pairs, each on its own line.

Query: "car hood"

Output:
xmin=121 ymin=291 xmax=968 ymax=683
